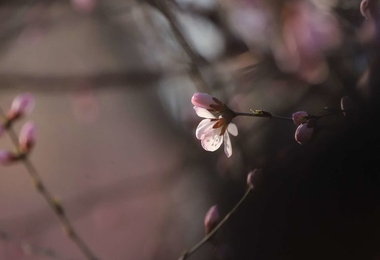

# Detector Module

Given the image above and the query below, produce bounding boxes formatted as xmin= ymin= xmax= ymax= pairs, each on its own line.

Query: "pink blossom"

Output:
xmin=7 ymin=93 xmax=35 ymax=121
xmin=0 ymin=150 xmax=16 ymax=165
xmin=194 ymin=106 xmax=238 ymax=158
xmin=19 ymin=121 xmax=37 ymax=153
xmin=191 ymin=92 xmax=224 ymax=112
xmin=295 ymin=122 xmax=314 ymax=145
xmin=292 ymin=111 xmax=309 ymax=126
xmin=204 ymin=205 xmax=220 ymax=235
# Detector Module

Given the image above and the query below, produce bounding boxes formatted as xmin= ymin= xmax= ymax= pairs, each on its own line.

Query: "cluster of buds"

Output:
xmin=0 ymin=93 xmax=36 ymax=165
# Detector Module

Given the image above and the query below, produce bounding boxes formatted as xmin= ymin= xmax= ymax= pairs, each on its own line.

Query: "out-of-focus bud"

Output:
xmin=340 ymin=96 xmax=352 ymax=117
xmin=295 ymin=122 xmax=314 ymax=145
xmin=247 ymin=168 xmax=263 ymax=190
xmin=360 ymin=0 xmax=371 ymax=19
xmin=7 ymin=93 xmax=35 ymax=121
xmin=204 ymin=205 xmax=220 ymax=235
xmin=292 ymin=111 xmax=309 ymax=126
xmin=191 ymin=92 xmax=224 ymax=112
xmin=0 ymin=150 xmax=17 ymax=165
xmin=19 ymin=121 xmax=37 ymax=153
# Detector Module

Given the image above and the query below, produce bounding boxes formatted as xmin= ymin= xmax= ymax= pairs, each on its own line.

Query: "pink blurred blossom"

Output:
xmin=19 ymin=121 xmax=37 ymax=153
xmin=273 ymin=1 xmax=342 ymax=83
xmin=0 ymin=150 xmax=16 ymax=165
xmin=7 ymin=93 xmax=35 ymax=121
xmin=71 ymin=0 xmax=97 ymax=13
xmin=204 ymin=205 xmax=220 ymax=235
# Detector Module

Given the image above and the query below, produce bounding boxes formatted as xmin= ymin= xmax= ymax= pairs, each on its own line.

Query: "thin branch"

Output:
xmin=0 ymin=108 xmax=99 ymax=260
xmin=234 ymin=111 xmax=293 ymax=121
xmin=178 ymin=187 xmax=253 ymax=260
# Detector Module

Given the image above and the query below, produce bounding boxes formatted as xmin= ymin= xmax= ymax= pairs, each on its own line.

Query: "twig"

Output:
xmin=0 ymin=108 xmax=99 ymax=260
xmin=178 ymin=187 xmax=253 ymax=260
xmin=234 ymin=111 xmax=293 ymax=121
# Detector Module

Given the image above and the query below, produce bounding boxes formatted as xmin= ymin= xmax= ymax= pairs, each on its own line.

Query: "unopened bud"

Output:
xmin=7 ymin=93 xmax=35 ymax=121
xmin=204 ymin=205 xmax=220 ymax=235
xmin=247 ymin=169 xmax=263 ymax=189
xmin=0 ymin=150 xmax=17 ymax=165
xmin=292 ymin=111 xmax=309 ymax=126
xmin=340 ymin=96 xmax=352 ymax=117
xmin=19 ymin=121 xmax=36 ymax=153
xmin=295 ymin=122 xmax=314 ymax=145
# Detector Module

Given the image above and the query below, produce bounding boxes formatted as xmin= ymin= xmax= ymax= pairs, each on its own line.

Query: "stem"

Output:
xmin=178 ymin=187 xmax=253 ymax=260
xmin=0 ymin=109 xmax=99 ymax=260
xmin=234 ymin=111 xmax=293 ymax=121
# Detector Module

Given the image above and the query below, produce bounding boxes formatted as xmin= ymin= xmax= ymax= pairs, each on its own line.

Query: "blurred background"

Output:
xmin=0 ymin=0 xmax=377 ymax=260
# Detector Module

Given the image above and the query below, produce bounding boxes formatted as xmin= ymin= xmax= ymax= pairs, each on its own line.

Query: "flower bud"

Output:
xmin=295 ymin=122 xmax=314 ymax=145
xmin=204 ymin=205 xmax=220 ymax=235
xmin=19 ymin=121 xmax=37 ymax=153
xmin=292 ymin=111 xmax=309 ymax=126
xmin=7 ymin=93 xmax=35 ymax=121
xmin=247 ymin=169 xmax=263 ymax=189
xmin=191 ymin=92 xmax=223 ymax=112
xmin=340 ymin=96 xmax=352 ymax=117
xmin=0 ymin=150 xmax=17 ymax=165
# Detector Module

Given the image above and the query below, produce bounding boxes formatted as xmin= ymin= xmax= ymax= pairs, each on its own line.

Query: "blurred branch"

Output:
xmin=142 ymin=0 xmax=212 ymax=93
xmin=0 ymin=70 xmax=174 ymax=91
xmin=0 ymin=108 xmax=99 ymax=260
xmin=0 ymin=230 xmax=79 ymax=260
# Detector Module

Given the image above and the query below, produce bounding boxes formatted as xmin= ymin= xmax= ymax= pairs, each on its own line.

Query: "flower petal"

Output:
xmin=227 ymin=123 xmax=238 ymax=136
xmin=196 ymin=119 xmax=215 ymax=140
xmin=194 ymin=106 xmax=216 ymax=119
xmin=201 ymin=129 xmax=223 ymax=152
xmin=223 ymin=132 xmax=232 ymax=158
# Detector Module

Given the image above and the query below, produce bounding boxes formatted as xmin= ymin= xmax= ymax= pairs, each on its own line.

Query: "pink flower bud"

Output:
xmin=292 ymin=111 xmax=309 ymax=126
xmin=295 ymin=122 xmax=314 ymax=145
xmin=204 ymin=205 xmax=220 ymax=235
xmin=19 ymin=121 xmax=37 ymax=153
xmin=7 ymin=93 xmax=35 ymax=121
xmin=247 ymin=171 xmax=255 ymax=189
xmin=191 ymin=92 xmax=224 ymax=111
xmin=247 ymin=168 xmax=263 ymax=189
xmin=0 ymin=150 xmax=16 ymax=165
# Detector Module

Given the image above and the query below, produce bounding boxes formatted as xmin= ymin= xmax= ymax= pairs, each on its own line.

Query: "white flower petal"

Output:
xmin=223 ymin=132 xmax=232 ymax=157
xmin=227 ymin=123 xmax=238 ymax=136
xmin=196 ymin=119 xmax=215 ymax=140
xmin=201 ymin=129 xmax=223 ymax=152
xmin=194 ymin=106 xmax=216 ymax=118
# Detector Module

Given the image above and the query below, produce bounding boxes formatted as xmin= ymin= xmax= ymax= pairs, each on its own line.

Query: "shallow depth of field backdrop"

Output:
xmin=1 ymin=0 xmax=379 ymax=260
